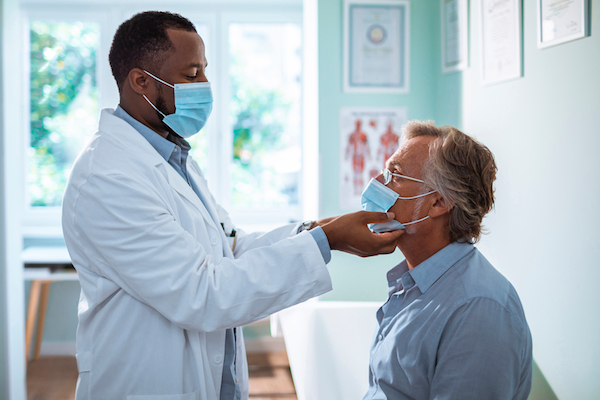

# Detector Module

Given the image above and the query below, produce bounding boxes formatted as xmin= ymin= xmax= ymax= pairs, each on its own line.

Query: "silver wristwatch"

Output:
xmin=298 ymin=220 xmax=316 ymax=233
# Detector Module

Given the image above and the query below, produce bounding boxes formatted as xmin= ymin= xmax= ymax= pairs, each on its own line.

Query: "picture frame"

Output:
xmin=441 ymin=0 xmax=469 ymax=73
xmin=480 ymin=0 xmax=522 ymax=85
xmin=343 ymin=0 xmax=410 ymax=93
xmin=538 ymin=0 xmax=589 ymax=48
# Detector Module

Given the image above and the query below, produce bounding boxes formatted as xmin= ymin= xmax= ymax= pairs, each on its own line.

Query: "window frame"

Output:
xmin=20 ymin=0 xmax=308 ymax=237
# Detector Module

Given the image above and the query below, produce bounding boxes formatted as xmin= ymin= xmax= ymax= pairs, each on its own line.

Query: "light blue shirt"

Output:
xmin=364 ymin=241 xmax=533 ymax=400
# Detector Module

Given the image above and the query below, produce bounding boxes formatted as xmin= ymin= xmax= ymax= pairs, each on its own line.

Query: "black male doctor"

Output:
xmin=62 ymin=11 xmax=403 ymax=400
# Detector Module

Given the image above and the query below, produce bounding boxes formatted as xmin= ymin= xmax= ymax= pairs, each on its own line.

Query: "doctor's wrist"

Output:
xmin=298 ymin=220 xmax=316 ymax=233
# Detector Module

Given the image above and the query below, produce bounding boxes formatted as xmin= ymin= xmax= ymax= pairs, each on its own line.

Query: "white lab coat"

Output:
xmin=62 ymin=109 xmax=332 ymax=400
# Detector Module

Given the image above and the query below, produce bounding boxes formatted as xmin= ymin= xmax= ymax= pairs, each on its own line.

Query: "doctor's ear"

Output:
xmin=128 ymin=68 xmax=151 ymax=95
xmin=429 ymin=193 xmax=453 ymax=218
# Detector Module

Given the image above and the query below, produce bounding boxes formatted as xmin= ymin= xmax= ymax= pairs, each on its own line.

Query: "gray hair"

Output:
xmin=402 ymin=120 xmax=497 ymax=243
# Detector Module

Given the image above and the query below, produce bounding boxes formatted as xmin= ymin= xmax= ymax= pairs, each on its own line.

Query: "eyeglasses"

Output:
xmin=382 ymin=168 xmax=425 ymax=185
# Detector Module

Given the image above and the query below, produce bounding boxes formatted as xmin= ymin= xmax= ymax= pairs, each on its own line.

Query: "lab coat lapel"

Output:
xmin=186 ymin=162 xmax=222 ymax=226
xmin=187 ymin=160 xmax=234 ymax=258
xmin=162 ymin=164 xmax=219 ymax=231
xmin=99 ymin=108 xmax=220 ymax=233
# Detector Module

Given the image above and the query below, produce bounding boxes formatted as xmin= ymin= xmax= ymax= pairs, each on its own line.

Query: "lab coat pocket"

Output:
xmin=126 ymin=390 xmax=200 ymax=400
xmin=76 ymin=351 xmax=91 ymax=372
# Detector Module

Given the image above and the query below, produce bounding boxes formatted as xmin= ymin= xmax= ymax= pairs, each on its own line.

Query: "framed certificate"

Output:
xmin=480 ymin=0 xmax=522 ymax=85
xmin=538 ymin=0 xmax=589 ymax=48
xmin=343 ymin=0 xmax=410 ymax=93
xmin=441 ymin=0 xmax=469 ymax=73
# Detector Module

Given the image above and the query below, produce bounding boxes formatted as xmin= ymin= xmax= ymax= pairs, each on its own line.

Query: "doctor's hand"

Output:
xmin=317 ymin=211 xmax=404 ymax=257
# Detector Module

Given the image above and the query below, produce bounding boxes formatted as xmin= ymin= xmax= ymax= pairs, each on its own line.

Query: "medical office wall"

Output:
xmin=460 ymin=0 xmax=600 ymax=399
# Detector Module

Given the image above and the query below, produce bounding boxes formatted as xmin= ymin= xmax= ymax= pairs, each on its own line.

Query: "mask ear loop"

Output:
xmin=143 ymin=70 xmax=175 ymax=89
xmin=399 ymin=189 xmax=437 ymax=225
xmin=142 ymin=95 xmax=167 ymax=118
xmin=401 ymin=215 xmax=431 ymax=226
xmin=142 ymin=70 xmax=176 ymax=120
xmin=397 ymin=190 xmax=437 ymax=200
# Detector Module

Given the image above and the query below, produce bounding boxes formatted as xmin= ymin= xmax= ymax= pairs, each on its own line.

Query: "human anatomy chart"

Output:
xmin=339 ymin=107 xmax=407 ymax=210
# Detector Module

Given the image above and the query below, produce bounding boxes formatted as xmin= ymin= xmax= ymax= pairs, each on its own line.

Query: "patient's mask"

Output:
xmin=142 ymin=70 xmax=213 ymax=138
xmin=360 ymin=178 xmax=436 ymax=233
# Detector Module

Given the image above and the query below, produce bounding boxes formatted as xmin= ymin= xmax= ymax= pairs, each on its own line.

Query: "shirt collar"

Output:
xmin=387 ymin=241 xmax=475 ymax=294
xmin=113 ymin=105 xmax=176 ymax=162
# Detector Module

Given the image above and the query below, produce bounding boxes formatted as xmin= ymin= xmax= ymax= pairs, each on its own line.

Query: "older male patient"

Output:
xmin=362 ymin=121 xmax=532 ymax=400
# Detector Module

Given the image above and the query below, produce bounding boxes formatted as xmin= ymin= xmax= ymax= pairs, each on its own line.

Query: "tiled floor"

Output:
xmin=27 ymin=352 xmax=297 ymax=400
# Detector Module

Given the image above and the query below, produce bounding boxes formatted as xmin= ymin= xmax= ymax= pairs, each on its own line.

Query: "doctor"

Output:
xmin=62 ymin=11 xmax=403 ymax=400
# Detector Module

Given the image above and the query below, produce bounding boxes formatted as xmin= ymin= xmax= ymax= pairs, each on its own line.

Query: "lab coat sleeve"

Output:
xmin=225 ymin=220 xmax=301 ymax=259
xmin=71 ymin=171 xmax=332 ymax=333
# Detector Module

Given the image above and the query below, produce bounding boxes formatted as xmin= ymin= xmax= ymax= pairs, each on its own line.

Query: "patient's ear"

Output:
xmin=429 ymin=193 xmax=453 ymax=218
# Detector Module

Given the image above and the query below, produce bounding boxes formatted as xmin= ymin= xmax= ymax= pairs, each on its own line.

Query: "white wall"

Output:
xmin=2 ymin=0 xmax=26 ymax=396
xmin=0 ymin=0 xmax=7 ymax=393
xmin=461 ymin=0 xmax=600 ymax=398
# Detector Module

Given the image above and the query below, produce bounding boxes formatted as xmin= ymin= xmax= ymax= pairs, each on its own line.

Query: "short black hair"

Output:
xmin=109 ymin=11 xmax=197 ymax=91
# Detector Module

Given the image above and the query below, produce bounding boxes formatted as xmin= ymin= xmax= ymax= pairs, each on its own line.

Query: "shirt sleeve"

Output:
xmin=308 ymin=226 xmax=332 ymax=264
xmin=430 ymin=297 xmax=532 ymax=400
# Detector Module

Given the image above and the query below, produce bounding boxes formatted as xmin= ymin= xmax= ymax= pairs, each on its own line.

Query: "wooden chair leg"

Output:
xmin=34 ymin=281 xmax=52 ymax=361
xmin=26 ymin=280 xmax=43 ymax=362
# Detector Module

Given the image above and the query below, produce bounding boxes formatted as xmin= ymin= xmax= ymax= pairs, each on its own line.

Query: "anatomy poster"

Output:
xmin=339 ymin=107 xmax=407 ymax=210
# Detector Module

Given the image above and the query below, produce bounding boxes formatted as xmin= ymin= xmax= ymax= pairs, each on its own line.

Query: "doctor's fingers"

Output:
xmin=358 ymin=210 xmax=400 ymax=224
xmin=336 ymin=230 xmax=403 ymax=257
xmin=359 ymin=230 xmax=404 ymax=256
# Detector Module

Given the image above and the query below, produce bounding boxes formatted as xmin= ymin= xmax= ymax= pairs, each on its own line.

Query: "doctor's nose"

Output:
xmin=197 ymin=70 xmax=209 ymax=83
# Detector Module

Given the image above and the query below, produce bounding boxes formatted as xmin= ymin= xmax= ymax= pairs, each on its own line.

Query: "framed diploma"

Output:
xmin=441 ymin=0 xmax=469 ymax=73
xmin=343 ymin=0 xmax=410 ymax=93
xmin=480 ymin=0 xmax=523 ymax=85
xmin=538 ymin=0 xmax=589 ymax=48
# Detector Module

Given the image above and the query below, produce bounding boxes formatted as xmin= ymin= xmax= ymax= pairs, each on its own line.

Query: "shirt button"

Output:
xmin=214 ymin=355 xmax=223 ymax=364
xmin=378 ymin=334 xmax=383 ymax=341
xmin=211 ymin=236 xmax=218 ymax=245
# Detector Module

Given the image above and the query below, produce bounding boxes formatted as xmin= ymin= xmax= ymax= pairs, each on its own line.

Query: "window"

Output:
xmin=21 ymin=2 xmax=308 ymax=235
xmin=28 ymin=21 xmax=100 ymax=207
xmin=229 ymin=23 xmax=302 ymax=210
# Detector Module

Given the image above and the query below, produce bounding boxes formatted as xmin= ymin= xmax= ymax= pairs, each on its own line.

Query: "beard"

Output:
xmin=155 ymin=86 xmax=178 ymax=136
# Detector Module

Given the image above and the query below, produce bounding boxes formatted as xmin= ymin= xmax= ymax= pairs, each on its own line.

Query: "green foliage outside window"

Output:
xmin=230 ymin=53 xmax=296 ymax=207
xmin=29 ymin=21 xmax=99 ymax=206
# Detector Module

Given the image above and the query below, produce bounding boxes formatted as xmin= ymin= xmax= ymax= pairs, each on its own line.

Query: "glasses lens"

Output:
xmin=382 ymin=169 xmax=391 ymax=185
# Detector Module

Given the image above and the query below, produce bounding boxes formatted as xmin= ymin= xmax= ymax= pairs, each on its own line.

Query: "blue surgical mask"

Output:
xmin=142 ymin=70 xmax=213 ymax=138
xmin=360 ymin=178 xmax=436 ymax=233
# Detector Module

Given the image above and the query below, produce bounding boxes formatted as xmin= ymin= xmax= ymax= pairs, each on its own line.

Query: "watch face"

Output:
xmin=301 ymin=221 xmax=314 ymax=231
